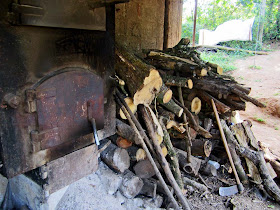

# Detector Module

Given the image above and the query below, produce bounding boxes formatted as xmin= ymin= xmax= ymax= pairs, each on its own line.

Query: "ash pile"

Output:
xmin=99 ymin=38 xmax=280 ymax=209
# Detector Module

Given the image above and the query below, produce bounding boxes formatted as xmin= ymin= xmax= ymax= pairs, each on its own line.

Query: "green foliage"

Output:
xmin=254 ymin=116 xmax=266 ymax=123
xmin=182 ymin=0 xmax=280 ymax=45
xmin=200 ymin=50 xmax=247 ymax=72
xmin=249 ymin=65 xmax=262 ymax=69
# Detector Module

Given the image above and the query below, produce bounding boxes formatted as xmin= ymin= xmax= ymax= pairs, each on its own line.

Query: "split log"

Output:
xmin=140 ymin=105 xmax=191 ymax=210
xmin=119 ymin=170 xmax=144 ymax=199
xmin=165 ymin=120 xmax=186 ymax=133
xmin=197 ymin=91 xmax=231 ymax=113
xmin=162 ymin=75 xmax=193 ymax=89
xmin=232 ymin=123 xmax=261 ymax=183
xmin=160 ymin=117 xmax=184 ymax=189
xmin=133 ymin=159 xmax=156 ymax=179
xmin=259 ymin=142 xmax=280 ymax=177
xmin=160 ymin=99 xmax=184 ymax=117
xmin=157 ymin=84 xmax=173 ymax=104
xmin=116 ymin=119 xmax=141 ymax=145
xmin=116 ymin=44 xmax=162 ymax=105
xmin=119 ymin=97 xmax=137 ymax=119
xmin=139 ymin=179 xmax=157 ymax=198
xmin=203 ymin=118 xmax=213 ymax=132
xmin=242 ymin=120 xmax=259 ymax=150
xmin=100 ymin=140 xmax=130 ymax=173
xmin=221 ymin=120 xmax=280 ymax=203
xmin=183 ymin=177 xmax=208 ymax=192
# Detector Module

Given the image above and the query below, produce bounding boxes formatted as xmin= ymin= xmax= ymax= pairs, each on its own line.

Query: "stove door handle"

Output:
xmin=90 ymin=118 xmax=100 ymax=146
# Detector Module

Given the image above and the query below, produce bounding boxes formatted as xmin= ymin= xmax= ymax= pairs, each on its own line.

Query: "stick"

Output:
xmin=159 ymin=117 xmax=184 ymax=190
xmin=178 ymin=86 xmax=192 ymax=163
xmin=211 ymin=99 xmax=244 ymax=193
xmin=140 ymin=105 xmax=191 ymax=210
xmin=183 ymin=177 xmax=208 ymax=192
xmin=115 ymin=95 xmax=180 ymax=209
xmin=231 ymin=88 xmax=266 ymax=108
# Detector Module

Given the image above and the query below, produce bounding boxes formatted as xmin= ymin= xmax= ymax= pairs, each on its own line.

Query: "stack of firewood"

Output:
xmin=99 ymin=39 xmax=280 ymax=209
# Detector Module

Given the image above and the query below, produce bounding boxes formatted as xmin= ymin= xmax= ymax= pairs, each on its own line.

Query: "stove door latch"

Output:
xmin=87 ymin=101 xmax=100 ymax=146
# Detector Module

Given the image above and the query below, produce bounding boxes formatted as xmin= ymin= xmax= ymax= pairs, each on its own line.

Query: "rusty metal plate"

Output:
xmin=33 ymin=69 xmax=104 ymax=150
xmin=11 ymin=0 xmax=106 ymax=31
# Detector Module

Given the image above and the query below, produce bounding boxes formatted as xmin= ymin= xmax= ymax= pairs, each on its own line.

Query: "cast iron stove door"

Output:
xmin=29 ymin=68 xmax=104 ymax=152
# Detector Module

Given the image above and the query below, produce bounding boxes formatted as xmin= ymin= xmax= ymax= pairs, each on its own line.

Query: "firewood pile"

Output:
xmin=100 ymin=38 xmax=280 ymax=209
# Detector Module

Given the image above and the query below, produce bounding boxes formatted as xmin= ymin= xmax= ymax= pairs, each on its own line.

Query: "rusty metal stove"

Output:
xmin=0 ymin=0 xmax=119 ymax=181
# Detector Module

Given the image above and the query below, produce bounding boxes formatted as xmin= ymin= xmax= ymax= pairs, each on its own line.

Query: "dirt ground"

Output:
xmin=229 ymin=43 xmax=280 ymax=158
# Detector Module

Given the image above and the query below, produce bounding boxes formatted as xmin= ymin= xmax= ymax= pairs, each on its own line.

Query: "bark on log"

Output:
xmin=197 ymin=91 xmax=231 ymax=113
xmin=183 ymin=177 xmax=208 ymax=192
xmin=126 ymin=145 xmax=143 ymax=165
xmin=160 ymin=99 xmax=184 ymax=117
xmin=160 ymin=117 xmax=184 ymax=189
xmin=203 ymin=118 xmax=213 ymax=132
xmin=157 ymin=84 xmax=173 ymax=104
xmin=232 ymin=88 xmax=266 ymax=108
xmin=172 ymin=139 xmax=212 ymax=157
xmin=100 ymin=140 xmax=130 ymax=173
xmin=191 ymin=139 xmax=212 ymax=157
xmin=228 ymin=143 xmax=249 ymax=184
xmin=116 ymin=119 xmax=141 ymax=145
xmin=119 ymin=170 xmax=144 ymax=199
xmin=116 ymin=44 xmax=162 ymax=105
xmin=162 ymin=75 xmax=193 ymax=89
xmin=206 ymin=62 xmax=223 ymax=75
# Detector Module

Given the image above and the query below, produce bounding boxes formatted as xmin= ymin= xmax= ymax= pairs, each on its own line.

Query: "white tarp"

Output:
xmin=198 ymin=17 xmax=255 ymax=46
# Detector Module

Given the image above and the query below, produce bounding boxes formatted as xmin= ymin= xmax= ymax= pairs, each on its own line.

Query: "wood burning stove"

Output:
xmin=0 ymin=0 xmax=119 ymax=178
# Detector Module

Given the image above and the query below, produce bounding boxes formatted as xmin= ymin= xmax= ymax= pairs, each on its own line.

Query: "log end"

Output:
xmin=116 ymin=137 xmax=133 ymax=149
xmin=188 ymin=79 xmax=193 ymax=89
xmin=136 ymin=148 xmax=147 ymax=161
xmin=163 ymin=89 xmax=173 ymax=103
xmin=217 ymin=66 xmax=223 ymax=75
xmin=191 ymin=97 xmax=202 ymax=115
xmin=120 ymin=97 xmax=137 ymax=119
xmin=113 ymin=148 xmax=131 ymax=173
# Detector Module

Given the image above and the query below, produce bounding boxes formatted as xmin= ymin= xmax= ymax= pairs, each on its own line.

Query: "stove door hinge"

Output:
xmin=25 ymin=89 xmax=37 ymax=113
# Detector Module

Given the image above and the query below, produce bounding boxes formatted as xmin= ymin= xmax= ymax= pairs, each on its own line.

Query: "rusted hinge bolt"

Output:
xmin=3 ymin=93 xmax=20 ymax=109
